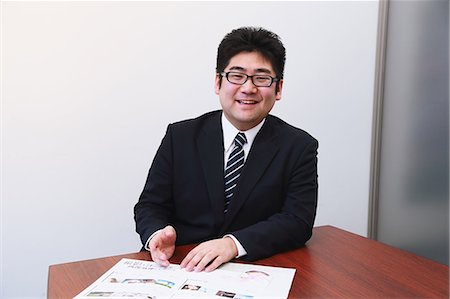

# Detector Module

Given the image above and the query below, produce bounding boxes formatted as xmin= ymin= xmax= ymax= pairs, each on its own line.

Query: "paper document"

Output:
xmin=74 ymin=258 xmax=295 ymax=299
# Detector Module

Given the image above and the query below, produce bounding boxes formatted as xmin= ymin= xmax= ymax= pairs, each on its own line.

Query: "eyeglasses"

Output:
xmin=220 ymin=71 xmax=279 ymax=87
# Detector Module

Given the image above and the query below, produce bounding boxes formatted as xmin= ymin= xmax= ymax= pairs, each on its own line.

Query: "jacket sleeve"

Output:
xmin=232 ymin=137 xmax=318 ymax=261
xmin=134 ymin=125 xmax=174 ymax=247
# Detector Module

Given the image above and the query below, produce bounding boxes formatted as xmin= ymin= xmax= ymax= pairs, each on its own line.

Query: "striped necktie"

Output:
xmin=224 ymin=132 xmax=247 ymax=213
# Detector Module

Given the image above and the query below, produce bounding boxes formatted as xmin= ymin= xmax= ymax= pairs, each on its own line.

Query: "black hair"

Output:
xmin=216 ymin=27 xmax=286 ymax=80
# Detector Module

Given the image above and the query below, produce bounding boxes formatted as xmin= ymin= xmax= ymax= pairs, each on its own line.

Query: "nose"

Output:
xmin=240 ymin=78 xmax=258 ymax=93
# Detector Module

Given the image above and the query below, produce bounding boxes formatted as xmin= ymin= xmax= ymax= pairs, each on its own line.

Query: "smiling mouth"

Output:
xmin=236 ymin=99 xmax=259 ymax=105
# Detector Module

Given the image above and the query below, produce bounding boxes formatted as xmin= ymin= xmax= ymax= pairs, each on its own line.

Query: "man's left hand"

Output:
xmin=180 ymin=237 xmax=237 ymax=272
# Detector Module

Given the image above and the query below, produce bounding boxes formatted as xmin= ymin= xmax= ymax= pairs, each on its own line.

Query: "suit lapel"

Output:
xmin=220 ymin=119 xmax=279 ymax=233
xmin=197 ymin=112 xmax=226 ymax=226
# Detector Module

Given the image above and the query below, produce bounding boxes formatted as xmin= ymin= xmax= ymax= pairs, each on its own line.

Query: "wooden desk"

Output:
xmin=48 ymin=226 xmax=449 ymax=298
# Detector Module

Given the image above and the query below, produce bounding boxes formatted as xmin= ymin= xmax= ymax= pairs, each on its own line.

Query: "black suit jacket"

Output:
xmin=134 ymin=110 xmax=318 ymax=261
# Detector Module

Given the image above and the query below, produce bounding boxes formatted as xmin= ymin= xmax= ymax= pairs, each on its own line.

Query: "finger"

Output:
xmin=194 ymin=252 xmax=217 ymax=272
xmin=149 ymin=240 xmax=168 ymax=263
xmin=205 ymin=256 xmax=225 ymax=272
xmin=157 ymin=259 xmax=170 ymax=267
xmin=186 ymin=254 xmax=203 ymax=272
xmin=151 ymin=252 xmax=170 ymax=267
xmin=160 ymin=226 xmax=176 ymax=247
xmin=180 ymin=246 xmax=200 ymax=268
xmin=163 ymin=226 xmax=175 ymax=237
xmin=183 ymin=249 xmax=206 ymax=272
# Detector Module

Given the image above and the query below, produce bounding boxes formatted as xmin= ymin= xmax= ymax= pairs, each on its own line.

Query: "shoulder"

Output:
xmin=265 ymin=114 xmax=317 ymax=145
xmin=167 ymin=110 xmax=221 ymax=134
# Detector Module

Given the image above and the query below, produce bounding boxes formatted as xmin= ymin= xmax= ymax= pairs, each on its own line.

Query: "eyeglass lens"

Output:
xmin=225 ymin=72 xmax=275 ymax=87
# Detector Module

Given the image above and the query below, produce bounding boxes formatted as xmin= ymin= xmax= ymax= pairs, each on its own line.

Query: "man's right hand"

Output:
xmin=149 ymin=225 xmax=176 ymax=267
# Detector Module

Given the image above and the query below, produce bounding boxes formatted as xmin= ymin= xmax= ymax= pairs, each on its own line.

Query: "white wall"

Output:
xmin=1 ymin=1 xmax=378 ymax=297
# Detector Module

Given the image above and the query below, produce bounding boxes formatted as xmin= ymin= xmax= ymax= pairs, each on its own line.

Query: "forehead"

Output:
xmin=226 ymin=51 xmax=275 ymax=73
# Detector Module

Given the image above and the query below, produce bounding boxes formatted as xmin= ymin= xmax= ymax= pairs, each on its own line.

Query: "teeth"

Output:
xmin=240 ymin=100 xmax=257 ymax=104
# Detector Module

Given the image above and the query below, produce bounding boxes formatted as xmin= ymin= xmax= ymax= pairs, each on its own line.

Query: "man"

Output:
xmin=134 ymin=27 xmax=318 ymax=272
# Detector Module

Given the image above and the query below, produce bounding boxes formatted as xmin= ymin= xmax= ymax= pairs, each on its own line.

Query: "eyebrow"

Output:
xmin=228 ymin=66 xmax=272 ymax=74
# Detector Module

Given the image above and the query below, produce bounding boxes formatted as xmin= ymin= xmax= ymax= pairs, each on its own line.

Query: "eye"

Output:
xmin=229 ymin=73 xmax=246 ymax=81
xmin=255 ymin=76 xmax=271 ymax=83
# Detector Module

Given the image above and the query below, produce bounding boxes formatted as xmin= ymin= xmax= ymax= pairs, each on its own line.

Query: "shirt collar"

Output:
xmin=221 ymin=112 xmax=265 ymax=152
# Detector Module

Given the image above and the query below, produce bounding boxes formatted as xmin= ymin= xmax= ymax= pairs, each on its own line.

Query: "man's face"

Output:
xmin=215 ymin=51 xmax=283 ymax=131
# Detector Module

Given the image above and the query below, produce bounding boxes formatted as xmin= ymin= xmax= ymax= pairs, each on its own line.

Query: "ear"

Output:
xmin=214 ymin=73 xmax=221 ymax=95
xmin=275 ymin=79 xmax=283 ymax=101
